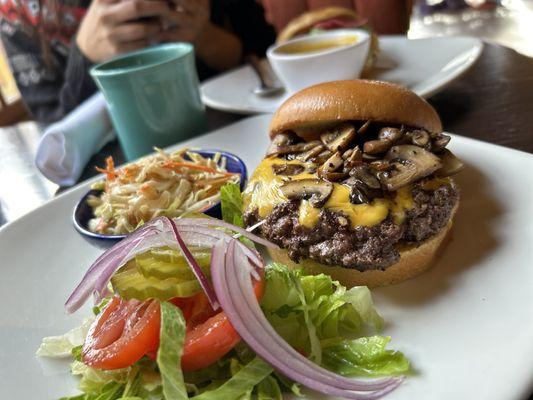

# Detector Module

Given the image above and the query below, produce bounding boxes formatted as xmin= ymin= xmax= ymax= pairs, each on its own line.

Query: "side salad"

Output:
xmin=38 ymin=183 xmax=409 ymax=400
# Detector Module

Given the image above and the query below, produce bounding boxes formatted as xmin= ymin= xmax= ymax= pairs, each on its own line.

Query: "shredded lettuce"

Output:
xmin=261 ymin=264 xmax=383 ymax=345
xmin=36 ymin=318 xmax=93 ymax=358
xmin=321 ymin=336 xmax=410 ymax=377
xmin=273 ymin=372 xmax=302 ymax=397
xmin=261 ymin=263 xmax=408 ymax=377
xmin=190 ymin=357 xmax=272 ymax=400
xmin=220 ymin=183 xmax=244 ymax=228
xmin=219 ymin=183 xmax=254 ymax=249
xmin=93 ymin=298 xmax=112 ymax=316
xmin=157 ymin=302 xmax=188 ymax=400
xmin=72 ymin=345 xmax=83 ymax=361
xmin=290 ymin=271 xmax=322 ymax=364
xmin=62 ymin=359 xmax=162 ymax=400
xmin=183 ymin=360 xmax=232 ymax=386
xmin=257 ymin=375 xmax=282 ymax=400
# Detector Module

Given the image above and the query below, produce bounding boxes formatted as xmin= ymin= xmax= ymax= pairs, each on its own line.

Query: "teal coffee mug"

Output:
xmin=91 ymin=43 xmax=207 ymax=160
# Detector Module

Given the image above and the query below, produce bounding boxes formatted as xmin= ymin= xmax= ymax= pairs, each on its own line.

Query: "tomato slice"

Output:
xmin=83 ymin=273 xmax=264 ymax=372
xmin=170 ymin=291 xmax=218 ymax=328
xmin=181 ymin=312 xmax=241 ymax=371
xmin=82 ymin=297 xmax=160 ymax=369
xmin=180 ymin=275 xmax=265 ymax=372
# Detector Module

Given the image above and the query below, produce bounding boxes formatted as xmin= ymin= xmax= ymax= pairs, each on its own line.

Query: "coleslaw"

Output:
xmin=88 ymin=148 xmax=240 ymax=235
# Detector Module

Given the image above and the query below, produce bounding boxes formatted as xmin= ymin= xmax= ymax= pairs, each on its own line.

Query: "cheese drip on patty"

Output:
xmin=243 ymin=157 xmax=448 ymax=229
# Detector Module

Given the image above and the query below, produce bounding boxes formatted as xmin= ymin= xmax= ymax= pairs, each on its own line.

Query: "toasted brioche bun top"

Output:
xmin=269 ymin=80 xmax=443 ymax=139
xmin=276 ymin=7 xmax=361 ymax=44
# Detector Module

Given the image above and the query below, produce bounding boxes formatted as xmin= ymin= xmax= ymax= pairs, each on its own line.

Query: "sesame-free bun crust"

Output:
xmin=269 ymin=80 xmax=443 ymax=139
xmin=267 ymin=202 xmax=457 ymax=288
xmin=276 ymin=7 xmax=360 ymax=44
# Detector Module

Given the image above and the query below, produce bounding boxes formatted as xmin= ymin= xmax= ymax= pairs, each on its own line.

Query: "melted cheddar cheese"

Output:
xmin=243 ymin=157 xmax=446 ymax=229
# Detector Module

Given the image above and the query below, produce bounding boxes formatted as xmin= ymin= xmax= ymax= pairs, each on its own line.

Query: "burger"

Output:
xmin=276 ymin=7 xmax=379 ymax=73
xmin=243 ymin=80 xmax=463 ymax=287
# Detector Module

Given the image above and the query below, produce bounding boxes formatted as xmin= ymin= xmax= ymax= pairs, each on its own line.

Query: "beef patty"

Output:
xmin=244 ymin=183 xmax=458 ymax=271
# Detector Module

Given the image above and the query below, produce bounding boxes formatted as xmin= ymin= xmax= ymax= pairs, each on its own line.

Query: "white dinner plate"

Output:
xmin=1 ymin=115 xmax=532 ymax=400
xmin=200 ymin=36 xmax=483 ymax=115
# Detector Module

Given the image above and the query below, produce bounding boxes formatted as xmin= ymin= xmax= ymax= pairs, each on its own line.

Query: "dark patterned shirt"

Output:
xmin=0 ymin=0 xmax=275 ymax=123
xmin=0 ymin=0 xmax=95 ymax=123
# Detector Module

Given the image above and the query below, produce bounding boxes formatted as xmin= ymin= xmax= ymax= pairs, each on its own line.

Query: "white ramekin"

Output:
xmin=267 ymin=29 xmax=371 ymax=93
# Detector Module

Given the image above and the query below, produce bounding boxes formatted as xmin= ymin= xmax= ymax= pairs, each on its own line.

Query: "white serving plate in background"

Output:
xmin=200 ymin=36 xmax=483 ymax=114
xmin=1 ymin=115 xmax=532 ymax=400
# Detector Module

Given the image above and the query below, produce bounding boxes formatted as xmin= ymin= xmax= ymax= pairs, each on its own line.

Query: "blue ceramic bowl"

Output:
xmin=73 ymin=150 xmax=247 ymax=249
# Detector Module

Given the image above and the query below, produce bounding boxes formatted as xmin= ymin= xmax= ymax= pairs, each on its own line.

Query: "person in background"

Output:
xmin=0 ymin=0 xmax=274 ymax=123
xmin=260 ymin=0 xmax=412 ymax=35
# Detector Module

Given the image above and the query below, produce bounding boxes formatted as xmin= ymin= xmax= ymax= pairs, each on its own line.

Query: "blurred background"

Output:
xmin=1 ymin=0 xmax=532 ymax=115
xmin=410 ymin=0 xmax=533 ymax=56
xmin=0 ymin=0 xmax=532 ymax=225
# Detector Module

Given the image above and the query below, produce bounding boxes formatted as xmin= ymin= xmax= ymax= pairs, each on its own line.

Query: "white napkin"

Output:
xmin=35 ymin=92 xmax=116 ymax=186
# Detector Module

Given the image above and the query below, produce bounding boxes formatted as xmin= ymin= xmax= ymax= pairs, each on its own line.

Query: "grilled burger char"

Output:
xmin=245 ymin=181 xmax=458 ymax=271
xmin=243 ymin=80 xmax=463 ymax=287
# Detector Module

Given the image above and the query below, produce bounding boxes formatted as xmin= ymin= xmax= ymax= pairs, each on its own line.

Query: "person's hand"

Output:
xmin=158 ymin=0 xmax=242 ymax=71
xmin=158 ymin=0 xmax=210 ymax=45
xmin=76 ymin=0 xmax=171 ymax=63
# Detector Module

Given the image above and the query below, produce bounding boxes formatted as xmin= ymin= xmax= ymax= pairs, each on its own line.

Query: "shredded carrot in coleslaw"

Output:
xmin=95 ymin=156 xmax=117 ymax=181
xmin=87 ymin=148 xmax=240 ymax=235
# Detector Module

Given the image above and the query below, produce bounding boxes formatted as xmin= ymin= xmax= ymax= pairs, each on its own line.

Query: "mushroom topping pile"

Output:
xmin=272 ymin=163 xmax=305 ymax=176
xmin=269 ymin=121 xmax=462 ymax=207
xmin=436 ymin=149 xmax=464 ymax=177
xmin=280 ymin=179 xmax=333 ymax=207
xmin=380 ymin=145 xmax=442 ymax=191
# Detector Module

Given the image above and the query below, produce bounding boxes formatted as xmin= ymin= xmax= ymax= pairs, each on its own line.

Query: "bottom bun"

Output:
xmin=267 ymin=205 xmax=457 ymax=288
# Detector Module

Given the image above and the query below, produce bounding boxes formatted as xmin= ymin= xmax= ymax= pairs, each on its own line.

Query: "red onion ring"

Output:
xmin=177 ymin=225 xmax=263 ymax=267
xmin=66 ymin=220 xmax=161 ymax=312
xmin=164 ymin=217 xmax=219 ymax=310
xmin=173 ymin=218 xmax=277 ymax=249
xmin=230 ymin=248 xmax=399 ymax=392
xmin=65 ymin=217 xmax=274 ymax=313
xmin=211 ymin=238 xmax=403 ymax=399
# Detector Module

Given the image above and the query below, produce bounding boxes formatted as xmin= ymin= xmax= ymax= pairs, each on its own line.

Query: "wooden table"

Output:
xmin=430 ymin=42 xmax=533 ymax=153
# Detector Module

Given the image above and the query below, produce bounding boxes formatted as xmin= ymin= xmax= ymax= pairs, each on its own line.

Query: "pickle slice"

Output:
xmin=135 ymin=247 xmax=211 ymax=280
xmin=111 ymin=260 xmax=202 ymax=301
